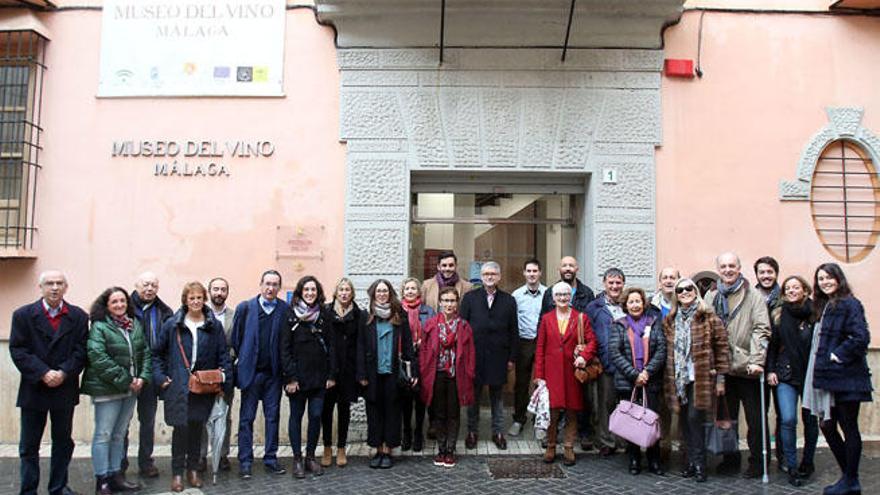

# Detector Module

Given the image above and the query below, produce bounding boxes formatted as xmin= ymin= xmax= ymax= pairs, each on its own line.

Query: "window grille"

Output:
xmin=810 ymin=140 xmax=880 ymax=263
xmin=0 ymin=30 xmax=46 ymax=252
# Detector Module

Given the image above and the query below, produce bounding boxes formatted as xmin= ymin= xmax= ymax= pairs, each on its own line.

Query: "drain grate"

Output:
xmin=487 ymin=458 xmax=566 ymax=480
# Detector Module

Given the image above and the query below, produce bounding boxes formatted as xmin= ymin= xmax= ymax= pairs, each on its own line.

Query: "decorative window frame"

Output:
xmin=780 ymin=107 xmax=880 ymax=201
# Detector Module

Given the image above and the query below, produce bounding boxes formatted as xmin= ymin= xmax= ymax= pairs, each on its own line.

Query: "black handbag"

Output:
xmin=397 ymin=330 xmax=418 ymax=393
xmin=704 ymin=396 xmax=739 ymax=455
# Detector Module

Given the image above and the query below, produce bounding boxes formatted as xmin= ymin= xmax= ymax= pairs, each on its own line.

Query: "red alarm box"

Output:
xmin=664 ymin=59 xmax=695 ymax=78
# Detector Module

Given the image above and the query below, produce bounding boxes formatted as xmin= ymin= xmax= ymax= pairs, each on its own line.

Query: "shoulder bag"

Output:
xmin=177 ymin=330 xmax=223 ymax=395
xmin=574 ymin=313 xmax=603 ymax=384
xmin=704 ymin=395 xmax=739 ymax=455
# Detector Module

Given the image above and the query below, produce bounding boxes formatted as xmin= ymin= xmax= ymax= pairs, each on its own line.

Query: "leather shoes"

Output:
xmin=629 ymin=456 xmax=641 ymax=475
xmin=563 ymin=446 xmax=576 ymax=466
xmin=264 ymin=462 xmax=287 ymax=475
xmin=679 ymin=464 xmax=696 ymax=478
xmin=379 ymin=453 xmax=393 ymax=469
xmin=139 ymin=464 xmax=160 ymax=478
xmin=292 ymin=457 xmax=306 ymax=479
xmin=694 ymin=465 xmax=707 ymax=483
xmin=579 ymin=438 xmax=593 ymax=451
xmin=109 ymin=472 xmax=142 ymax=491
xmin=186 ymin=469 xmax=202 ymax=488
xmin=197 ymin=457 xmax=207 ymax=473
xmin=239 ymin=466 xmax=252 ymax=479
xmin=465 ymin=432 xmax=478 ymax=449
xmin=369 ymin=453 xmax=382 ymax=469
xmin=219 ymin=456 xmax=231 ymax=472
xmin=492 ymin=433 xmax=507 ymax=450
xmin=61 ymin=487 xmax=82 ymax=495
xmin=305 ymin=456 xmax=324 ymax=476
xmin=95 ymin=476 xmax=112 ymax=495
xmin=647 ymin=461 xmax=665 ymax=476
xmin=170 ymin=475 xmax=184 ymax=493
xmin=599 ymin=446 xmax=616 ymax=457
xmin=543 ymin=445 xmax=556 ymax=463
xmin=742 ymin=463 xmax=762 ymax=479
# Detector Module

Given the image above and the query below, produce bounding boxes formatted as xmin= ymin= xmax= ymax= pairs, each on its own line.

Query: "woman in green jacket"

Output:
xmin=81 ymin=287 xmax=152 ymax=494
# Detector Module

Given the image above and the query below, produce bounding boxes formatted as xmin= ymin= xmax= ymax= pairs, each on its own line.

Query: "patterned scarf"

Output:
xmin=435 ymin=270 xmax=460 ymax=289
xmin=111 ymin=314 xmax=133 ymax=332
xmin=294 ymin=299 xmax=320 ymax=323
xmin=674 ymin=304 xmax=698 ymax=403
xmin=437 ymin=314 xmax=459 ymax=377
xmin=713 ymin=274 xmax=746 ymax=324
xmin=402 ymin=297 xmax=424 ymax=344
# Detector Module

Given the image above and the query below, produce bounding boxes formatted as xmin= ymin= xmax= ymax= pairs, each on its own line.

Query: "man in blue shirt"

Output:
xmin=509 ymin=259 xmax=547 ymax=437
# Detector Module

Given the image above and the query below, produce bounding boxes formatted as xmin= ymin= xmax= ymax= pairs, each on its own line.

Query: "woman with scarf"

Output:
xmin=281 ymin=275 xmax=336 ymax=479
xmin=419 ymin=286 xmax=475 ymax=467
xmin=766 ymin=275 xmax=818 ymax=487
xmin=534 ymin=281 xmax=597 ymax=466
xmin=82 ymin=287 xmax=151 ymax=495
xmin=609 ymin=287 xmax=666 ymax=476
xmin=400 ymin=277 xmax=435 ymax=452
xmin=320 ymin=278 xmax=360 ymax=468
xmin=804 ymin=263 xmax=872 ymax=495
xmin=662 ymin=278 xmax=729 ymax=483
xmin=357 ymin=279 xmax=417 ymax=469
xmin=153 ymin=282 xmax=231 ymax=492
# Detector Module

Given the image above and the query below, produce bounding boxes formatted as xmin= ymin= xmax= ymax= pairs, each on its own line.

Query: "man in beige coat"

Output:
xmin=421 ymin=251 xmax=473 ymax=311
xmin=702 ymin=252 xmax=771 ymax=478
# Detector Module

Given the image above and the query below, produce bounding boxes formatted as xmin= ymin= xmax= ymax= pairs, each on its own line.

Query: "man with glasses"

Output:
xmin=231 ymin=270 xmax=289 ymax=478
xmin=460 ymin=261 xmax=519 ymax=450
xmin=123 ymin=272 xmax=173 ymax=477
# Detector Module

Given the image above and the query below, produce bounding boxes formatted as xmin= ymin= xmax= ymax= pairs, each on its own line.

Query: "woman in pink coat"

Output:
xmin=419 ymin=286 xmax=476 ymax=468
xmin=534 ymin=281 xmax=597 ymax=466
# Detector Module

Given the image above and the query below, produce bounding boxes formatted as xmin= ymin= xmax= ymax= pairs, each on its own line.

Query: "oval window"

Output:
xmin=810 ymin=140 xmax=880 ymax=263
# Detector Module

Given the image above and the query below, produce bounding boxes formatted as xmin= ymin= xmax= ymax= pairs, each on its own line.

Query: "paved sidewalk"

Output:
xmin=2 ymin=443 xmax=878 ymax=495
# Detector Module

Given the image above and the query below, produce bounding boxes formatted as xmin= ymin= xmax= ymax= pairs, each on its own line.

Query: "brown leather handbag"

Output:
xmin=176 ymin=331 xmax=223 ymax=395
xmin=574 ymin=313 xmax=603 ymax=384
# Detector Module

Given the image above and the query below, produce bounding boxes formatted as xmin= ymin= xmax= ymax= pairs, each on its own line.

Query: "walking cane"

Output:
xmin=759 ymin=371 xmax=769 ymax=484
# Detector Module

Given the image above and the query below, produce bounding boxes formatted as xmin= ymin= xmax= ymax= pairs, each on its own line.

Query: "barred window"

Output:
xmin=0 ymin=30 xmax=46 ymax=253
xmin=810 ymin=140 xmax=880 ymax=263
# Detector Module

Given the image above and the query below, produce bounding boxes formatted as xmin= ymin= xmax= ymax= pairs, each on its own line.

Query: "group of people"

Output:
xmin=8 ymin=250 xmax=872 ymax=495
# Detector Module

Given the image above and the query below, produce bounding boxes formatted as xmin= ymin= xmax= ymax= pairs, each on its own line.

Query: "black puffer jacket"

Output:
xmin=609 ymin=314 xmax=666 ymax=394
xmin=281 ymin=306 xmax=337 ymax=392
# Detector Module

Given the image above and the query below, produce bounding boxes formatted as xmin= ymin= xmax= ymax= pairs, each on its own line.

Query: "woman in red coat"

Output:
xmin=534 ymin=281 xmax=597 ymax=466
xmin=419 ymin=286 xmax=476 ymax=468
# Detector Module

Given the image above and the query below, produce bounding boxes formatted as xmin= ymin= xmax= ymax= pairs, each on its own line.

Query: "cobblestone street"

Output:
xmin=3 ymin=443 xmax=878 ymax=495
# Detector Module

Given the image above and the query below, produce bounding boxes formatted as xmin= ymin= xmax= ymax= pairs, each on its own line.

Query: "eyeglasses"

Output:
xmin=675 ymin=285 xmax=696 ymax=295
xmin=440 ymin=299 xmax=458 ymax=303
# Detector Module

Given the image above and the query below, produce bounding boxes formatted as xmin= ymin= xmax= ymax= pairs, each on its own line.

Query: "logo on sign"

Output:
xmin=183 ymin=62 xmax=197 ymax=76
xmin=213 ymin=66 xmax=230 ymax=79
xmin=115 ymin=69 xmax=134 ymax=84
xmin=236 ymin=66 xmax=253 ymax=82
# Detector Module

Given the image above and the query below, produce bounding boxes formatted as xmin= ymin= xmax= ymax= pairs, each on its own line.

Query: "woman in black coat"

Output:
xmin=766 ymin=275 xmax=818 ymax=487
xmin=609 ymin=287 xmax=666 ymax=476
xmin=281 ymin=275 xmax=336 ymax=479
xmin=806 ymin=263 xmax=872 ymax=495
xmin=153 ymin=282 xmax=231 ymax=493
xmin=357 ymin=279 xmax=416 ymax=469
xmin=320 ymin=278 xmax=360 ymax=468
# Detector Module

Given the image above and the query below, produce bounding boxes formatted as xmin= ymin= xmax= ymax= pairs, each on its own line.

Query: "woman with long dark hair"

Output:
xmin=357 ymin=279 xmax=416 ymax=469
xmin=320 ymin=278 xmax=360 ymax=468
xmin=804 ymin=263 xmax=872 ymax=495
xmin=153 ymin=282 xmax=231 ymax=492
xmin=400 ymin=277 xmax=435 ymax=452
xmin=281 ymin=275 xmax=336 ymax=479
xmin=82 ymin=287 xmax=151 ymax=494
xmin=766 ymin=275 xmax=818 ymax=487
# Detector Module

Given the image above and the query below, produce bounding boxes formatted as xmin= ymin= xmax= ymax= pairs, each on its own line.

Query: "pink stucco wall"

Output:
xmin=0 ymin=8 xmax=346 ymax=336
xmin=658 ymin=11 xmax=880 ymax=345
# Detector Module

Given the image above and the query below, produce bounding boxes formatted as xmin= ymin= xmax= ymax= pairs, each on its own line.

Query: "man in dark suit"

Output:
xmin=231 ymin=270 xmax=289 ymax=478
xmin=460 ymin=261 xmax=518 ymax=450
xmin=10 ymin=270 xmax=88 ymax=495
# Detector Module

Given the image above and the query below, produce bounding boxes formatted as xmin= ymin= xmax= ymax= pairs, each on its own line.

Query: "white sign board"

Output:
xmin=98 ymin=0 xmax=286 ymax=97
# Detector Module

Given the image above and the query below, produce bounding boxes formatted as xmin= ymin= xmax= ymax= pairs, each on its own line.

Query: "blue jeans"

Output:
xmin=237 ymin=371 xmax=282 ymax=468
xmin=776 ymin=382 xmax=818 ymax=470
xmin=288 ymin=388 xmax=325 ymax=457
xmin=122 ymin=381 xmax=158 ymax=470
xmin=92 ymin=396 xmax=137 ymax=476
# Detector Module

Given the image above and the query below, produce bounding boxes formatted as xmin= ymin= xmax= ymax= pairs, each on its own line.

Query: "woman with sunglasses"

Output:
xmin=805 ymin=263 xmax=872 ymax=495
xmin=663 ymin=278 xmax=729 ymax=483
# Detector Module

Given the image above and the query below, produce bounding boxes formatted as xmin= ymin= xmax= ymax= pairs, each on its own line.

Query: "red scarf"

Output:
xmin=437 ymin=314 xmax=459 ymax=377
xmin=402 ymin=297 xmax=424 ymax=344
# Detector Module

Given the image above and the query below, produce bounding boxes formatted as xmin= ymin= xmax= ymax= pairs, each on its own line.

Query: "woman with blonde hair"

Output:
xmin=663 ymin=277 xmax=729 ymax=483
xmin=399 ymin=277 xmax=435 ymax=451
xmin=320 ymin=278 xmax=361 ymax=468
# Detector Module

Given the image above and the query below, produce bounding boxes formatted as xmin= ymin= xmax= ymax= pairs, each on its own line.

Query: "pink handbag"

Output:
xmin=609 ymin=387 xmax=661 ymax=449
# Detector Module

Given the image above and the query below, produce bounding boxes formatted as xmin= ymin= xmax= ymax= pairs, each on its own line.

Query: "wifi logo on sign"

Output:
xmin=115 ymin=69 xmax=134 ymax=84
